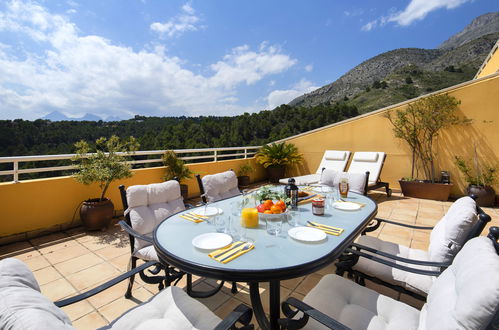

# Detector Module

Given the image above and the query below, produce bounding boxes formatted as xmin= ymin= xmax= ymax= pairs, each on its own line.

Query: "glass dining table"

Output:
xmin=153 ymin=186 xmax=377 ymax=330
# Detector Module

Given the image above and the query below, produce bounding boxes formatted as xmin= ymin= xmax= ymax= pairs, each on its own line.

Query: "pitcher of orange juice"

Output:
xmin=241 ymin=208 xmax=259 ymax=228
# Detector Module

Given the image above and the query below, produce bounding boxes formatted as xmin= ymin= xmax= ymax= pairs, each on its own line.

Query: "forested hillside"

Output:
xmin=0 ymin=103 xmax=358 ymax=157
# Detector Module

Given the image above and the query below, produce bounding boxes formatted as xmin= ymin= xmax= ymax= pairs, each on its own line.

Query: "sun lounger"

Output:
xmin=347 ymin=151 xmax=391 ymax=196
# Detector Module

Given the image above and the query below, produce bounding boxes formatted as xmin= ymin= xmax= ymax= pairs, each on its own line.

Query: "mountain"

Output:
xmin=439 ymin=12 xmax=499 ymax=49
xmin=80 ymin=113 xmax=103 ymax=121
xmin=41 ymin=111 xmax=104 ymax=122
xmin=289 ymin=13 xmax=499 ymax=110
xmin=42 ymin=111 xmax=70 ymax=121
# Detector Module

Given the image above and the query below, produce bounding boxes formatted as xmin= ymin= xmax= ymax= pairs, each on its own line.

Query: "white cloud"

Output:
xmin=0 ymin=0 xmax=297 ymax=120
xmin=266 ymin=79 xmax=319 ymax=109
xmin=150 ymin=2 xmax=202 ymax=38
xmin=304 ymin=64 xmax=313 ymax=72
xmin=362 ymin=0 xmax=471 ymax=31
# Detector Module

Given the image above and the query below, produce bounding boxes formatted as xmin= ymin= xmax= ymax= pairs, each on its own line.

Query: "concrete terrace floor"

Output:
xmin=1 ymin=190 xmax=498 ymax=329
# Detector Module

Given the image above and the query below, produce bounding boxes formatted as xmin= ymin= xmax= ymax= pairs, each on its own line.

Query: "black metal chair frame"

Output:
xmin=54 ymin=260 xmax=254 ymax=330
xmin=118 ymin=184 xmax=225 ymax=299
xmin=335 ymin=194 xmax=492 ymax=301
xmin=278 ymin=226 xmax=499 ymax=330
xmin=359 ymin=153 xmax=392 ymax=197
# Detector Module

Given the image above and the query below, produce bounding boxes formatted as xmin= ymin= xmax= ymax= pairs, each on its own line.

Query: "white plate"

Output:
xmin=333 ymin=202 xmax=361 ymax=211
xmin=288 ymin=226 xmax=327 ymax=243
xmin=194 ymin=207 xmax=223 ymax=217
xmin=192 ymin=233 xmax=232 ymax=251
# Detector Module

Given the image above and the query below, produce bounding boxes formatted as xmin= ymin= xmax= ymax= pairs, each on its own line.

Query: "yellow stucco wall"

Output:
xmin=0 ymin=157 xmax=265 ymax=237
xmin=284 ymin=74 xmax=499 ymax=196
xmin=476 ymin=42 xmax=499 ymax=79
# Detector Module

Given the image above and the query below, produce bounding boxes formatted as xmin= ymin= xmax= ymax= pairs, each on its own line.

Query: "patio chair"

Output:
xmin=196 ymin=170 xmax=241 ymax=203
xmin=279 ymin=227 xmax=499 ymax=330
xmin=347 ymin=151 xmax=392 ymax=196
xmin=0 ymin=258 xmax=254 ymax=330
xmin=119 ymin=181 xmax=224 ymax=299
xmin=279 ymin=150 xmax=351 ymax=185
xmin=320 ymin=168 xmax=368 ymax=195
xmin=335 ymin=195 xmax=492 ymax=301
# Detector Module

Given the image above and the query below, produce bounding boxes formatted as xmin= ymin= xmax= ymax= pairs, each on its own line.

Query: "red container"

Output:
xmin=312 ymin=198 xmax=325 ymax=216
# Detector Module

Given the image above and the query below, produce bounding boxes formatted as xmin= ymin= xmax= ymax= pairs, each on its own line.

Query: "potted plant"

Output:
xmin=72 ymin=135 xmax=139 ymax=230
xmin=255 ymin=142 xmax=303 ymax=183
xmin=162 ymin=150 xmax=193 ymax=200
xmin=455 ymin=152 xmax=497 ymax=207
xmin=237 ymin=162 xmax=254 ymax=187
xmin=384 ymin=94 xmax=470 ymax=200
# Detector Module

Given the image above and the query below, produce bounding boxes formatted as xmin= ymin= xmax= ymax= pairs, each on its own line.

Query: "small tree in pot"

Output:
xmin=455 ymin=150 xmax=497 ymax=206
xmin=162 ymin=150 xmax=193 ymax=200
xmin=384 ymin=94 xmax=470 ymax=200
xmin=72 ymin=136 xmax=139 ymax=230
xmin=255 ymin=142 xmax=303 ymax=183
xmin=237 ymin=162 xmax=254 ymax=187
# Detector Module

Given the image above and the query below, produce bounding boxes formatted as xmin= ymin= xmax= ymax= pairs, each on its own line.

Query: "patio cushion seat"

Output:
xmin=279 ymin=173 xmax=321 ymax=186
xmin=353 ymin=235 xmax=435 ymax=295
xmin=348 ymin=152 xmax=385 ymax=186
xmin=353 ymin=196 xmax=478 ymax=294
xmin=0 ymin=258 xmax=224 ymax=330
xmin=303 ymin=273 xmax=420 ymax=330
xmin=201 ymin=170 xmax=240 ymax=202
xmin=134 ymin=245 xmax=158 ymax=261
xmin=320 ymin=169 xmax=367 ymax=195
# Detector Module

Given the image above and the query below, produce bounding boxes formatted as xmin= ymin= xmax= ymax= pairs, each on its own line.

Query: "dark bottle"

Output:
xmin=285 ymin=178 xmax=299 ymax=210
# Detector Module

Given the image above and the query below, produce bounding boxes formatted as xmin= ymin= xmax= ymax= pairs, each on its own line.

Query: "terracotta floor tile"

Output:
xmin=30 ymin=232 xmax=70 ymax=246
xmin=54 ymin=253 xmax=104 ymax=277
xmin=410 ymin=240 xmax=428 ymax=250
xmin=40 ymin=277 xmax=77 ymax=301
xmin=364 ymin=279 xmax=399 ymax=301
xmin=61 ymin=299 xmax=95 ymax=321
xmin=294 ymin=274 xmax=323 ymax=295
xmin=22 ymin=254 xmax=50 ymax=271
xmin=377 ymin=233 xmax=411 ymax=246
xmin=193 ymin=281 xmax=231 ymax=311
xmin=43 ymin=244 xmax=91 ymax=265
xmin=94 ymin=245 xmax=129 ymax=261
xmin=87 ymin=280 xmax=129 ymax=308
xmin=108 ymin=253 xmax=131 ymax=272
xmin=72 ymin=311 xmax=108 ymax=330
xmin=98 ymin=287 xmax=152 ymax=322
xmin=0 ymin=241 xmax=38 ymax=259
xmin=67 ymin=262 xmax=120 ymax=291
xmin=281 ymin=276 xmax=304 ymax=290
xmin=316 ymin=263 xmax=337 ymax=276
xmin=380 ymin=224 xmax=412 ymax=241
xmin=33 ymin=265 xmax=62 ymax=285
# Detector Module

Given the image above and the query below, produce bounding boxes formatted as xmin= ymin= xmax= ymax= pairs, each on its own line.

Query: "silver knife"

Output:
xmin=298 ymin=194 xmax=317 ymax=202
xmin=220 ymin=243 xmax=252 ymax=262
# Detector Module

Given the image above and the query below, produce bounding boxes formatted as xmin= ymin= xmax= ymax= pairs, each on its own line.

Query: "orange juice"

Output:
xmin=241 ymin=208 xmax=259 ymax=228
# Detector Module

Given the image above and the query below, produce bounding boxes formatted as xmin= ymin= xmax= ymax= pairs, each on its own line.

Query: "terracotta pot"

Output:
xmin=399 ymin=180 xmax=453 ymax=201
xmin=80 ymin=198 xmax=114 ymax=231
xmin=180 ymin=184 xmax=189 ymax=201
xmin=237 ymin=175 xmax=250 ymax=187
xmin=467 ymin=185 xmax=495 ymax=207
xmin=266 ymin=166 xmax=285 ymax=183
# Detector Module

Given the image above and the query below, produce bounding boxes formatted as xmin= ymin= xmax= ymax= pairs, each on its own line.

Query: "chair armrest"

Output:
xmin=214 ymin=304 xmax=254 ymax=330
xmin=363 ymin=217 xmax=433 ymax=234
xmin=119 ymin=220 xmax=153 ymax=243
xmin=54 ymin=260 xmax=157 ymax=307
xmin=345 ymin=248 xmax=443 ymax=276
xmin=279 ymin=297 xmax=351 ymax=330
xmin=184 ymin=203 xmax=194 ymax=209
xmin=351 ymin=243 xmax=451 ymax=268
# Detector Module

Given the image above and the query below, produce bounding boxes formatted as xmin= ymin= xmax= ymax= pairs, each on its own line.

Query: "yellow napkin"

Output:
xmin=298 ymin=194 xmax=323 ymax=205
xmin=307 ymin=221 xmax=344 ymax=236
xmin=179 ymin=214 xmax=204 ymax=223
xmin=208 ymin=241 xmax=254 ymax=264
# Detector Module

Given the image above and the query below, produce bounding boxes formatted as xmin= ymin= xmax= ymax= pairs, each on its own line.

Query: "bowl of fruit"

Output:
xmin=256 ymin=199 xmax=288 ymax=222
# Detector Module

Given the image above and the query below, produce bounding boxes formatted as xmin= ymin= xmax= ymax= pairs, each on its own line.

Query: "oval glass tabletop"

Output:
xmin=153 ymin=187 xmax=377 ymax=282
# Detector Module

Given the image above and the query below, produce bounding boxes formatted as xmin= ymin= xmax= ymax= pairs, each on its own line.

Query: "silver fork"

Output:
xmin=219 ymin=243 xmax=253 ymax=262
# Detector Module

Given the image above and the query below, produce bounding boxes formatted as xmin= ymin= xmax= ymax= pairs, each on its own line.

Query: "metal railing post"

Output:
xmin=244 ymin=148 xmax=247 ymax=159
xmin=214 ymin=150 xmax=218 ymax=162
xmin=13 ymin=161 xmax=19 ymax=183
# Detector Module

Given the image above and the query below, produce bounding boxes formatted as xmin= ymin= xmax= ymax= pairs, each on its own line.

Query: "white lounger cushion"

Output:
xmin=127 ymin=181 xmax=186 ymax=254
xmin=303 ymin=274 xmax=420 ymax=330
xmin=304 ymin=236 xmax=499 ymax=330
xmin=428 ymin=196 xmax=477 ymax=263
xmin=202 ymin=170 xmax=240 ymax=202
xmin=353 ymin=235 xmax=436 ymax=295
xmin=320 ymin=169 xmax=367 ymax=195
xmin=348 ymin=152 xmax=385 ymax=185
xmin=279 ymin=150 xmax=350 ymax=185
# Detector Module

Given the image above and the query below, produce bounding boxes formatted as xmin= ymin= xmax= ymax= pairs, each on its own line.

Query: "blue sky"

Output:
xmin=0 ymin=0 xmax=497 ymax=120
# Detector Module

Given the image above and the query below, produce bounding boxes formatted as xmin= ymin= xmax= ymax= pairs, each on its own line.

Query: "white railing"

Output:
xmin=0 ymin=146 xmax=261 ymax=183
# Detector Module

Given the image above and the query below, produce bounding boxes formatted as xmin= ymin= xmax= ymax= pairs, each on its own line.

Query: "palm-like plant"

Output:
xmin=255 ymin=142 xmax=303 ymax=168
xmin=162 ymin=150 xmax=193 ymax=182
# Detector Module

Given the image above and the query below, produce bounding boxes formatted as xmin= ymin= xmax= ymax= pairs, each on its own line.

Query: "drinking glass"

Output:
xmin=287 ymin=209 xmax=300 ymax=227
xmin=214 ymin=215 xmax=226 ymax=233
xmin=266 ymin=215 xmax=283 ymax=236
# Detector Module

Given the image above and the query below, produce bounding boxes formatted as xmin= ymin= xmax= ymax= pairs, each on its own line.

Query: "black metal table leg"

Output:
xmin=269 ymin=280 xmax=280 ymax=330
xmin=249 ymin=281 xmax=281 ymax=330
xmin=249 ymin=282 xmax=270 ymax=329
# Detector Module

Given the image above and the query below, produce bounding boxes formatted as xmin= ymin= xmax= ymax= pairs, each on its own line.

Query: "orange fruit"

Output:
xmin=270 ymin=205 xmax=282 ymax=214
xmin=264 ymin=210 xmax=273 ymax=214
xmin=263 ymin=200 xmax=274 ymax=210
xmin=275 ymin=200 xmax=286 ymax=211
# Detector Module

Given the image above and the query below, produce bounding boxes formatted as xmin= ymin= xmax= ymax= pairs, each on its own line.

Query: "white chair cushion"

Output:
xmin=105 ymin=286 xmax=222 ymax=330
xmin=428 ymin=196 xmax=477 ymax=263
xmin=316 ymin=150 xmax=351 ymax=174
xmin=303 ymin=273 xmax=420 ymax=330
xmin=321 ymin=169 xmax=367 ymax=195
xmin=418 ymin=236 xmax=499 ymax=329
xmin=353 ymin=235 xmax=435 ymax=295
xmin=202 ymin=171 xmax=240 ymax=202
xmin=348 ymin=152 xmax=385 ymax=185
xmin=279 ymin=174 xmax=321 ymax=185
xmin=0 ymin=258 xmax=74 ymax=330
xmin=127 ymin=181 xmax=185 ymax=252
xmin=134 ymin=245 xmax=159 ymax=262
